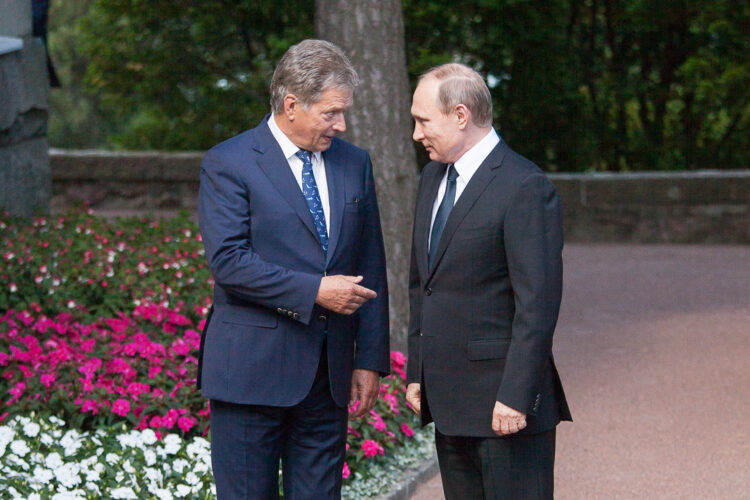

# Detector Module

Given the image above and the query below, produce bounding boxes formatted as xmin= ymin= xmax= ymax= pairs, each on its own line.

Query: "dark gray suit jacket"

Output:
xmin=406 ymin=140 xmax=572 ymax=437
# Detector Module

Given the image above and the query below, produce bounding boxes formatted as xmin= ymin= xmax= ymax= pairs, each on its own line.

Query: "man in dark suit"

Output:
xmin=405 ymin=63 xmax=571 ymax=499
xmin=198 ymin=39 xmax=390 ymax=500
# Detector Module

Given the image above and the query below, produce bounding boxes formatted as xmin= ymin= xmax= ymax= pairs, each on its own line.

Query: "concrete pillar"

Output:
xmin=0 ymin=0 xmax=51 ymax=217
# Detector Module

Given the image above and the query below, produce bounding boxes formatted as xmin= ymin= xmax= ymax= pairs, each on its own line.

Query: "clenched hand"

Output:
xmin=405 ymin=383 xmax=421 ymax=415
xmin=492 ymin=401 xmax=527 ymax=436
xmin=316 ymin=275 xmax=376 ymax=315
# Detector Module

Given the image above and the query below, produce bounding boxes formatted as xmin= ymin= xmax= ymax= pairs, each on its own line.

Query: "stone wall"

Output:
xmin=50 ymin=150 xmax=750 ymax=243
xmin=0 ymin=0 xmax=51 ymax=217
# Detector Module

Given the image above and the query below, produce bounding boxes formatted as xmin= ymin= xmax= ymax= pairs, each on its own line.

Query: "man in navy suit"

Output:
xmin=406 ymin=63 xmax=571 ymax=499
xmin=198 ymin=39 xmax=390 ymax=500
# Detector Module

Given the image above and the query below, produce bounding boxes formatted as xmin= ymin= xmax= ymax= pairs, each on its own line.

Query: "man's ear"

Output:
xmin=455 ymin=104 xmax=470 ymax=130
xmin=284 ymin=94 xmax=298 ymax=121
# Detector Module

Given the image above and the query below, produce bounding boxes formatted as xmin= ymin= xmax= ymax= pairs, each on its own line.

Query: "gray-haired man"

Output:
xmin=198 ymin=39 xmax=390 ymax=500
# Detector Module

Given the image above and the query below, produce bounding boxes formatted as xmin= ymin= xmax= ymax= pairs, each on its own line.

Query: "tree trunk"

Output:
xmin=315 ymin=0 xmax=418 ymax=352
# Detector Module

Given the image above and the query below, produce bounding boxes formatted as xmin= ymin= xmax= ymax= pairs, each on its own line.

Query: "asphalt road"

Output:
xmin=409 ymin=244 xmax=750 ymax=500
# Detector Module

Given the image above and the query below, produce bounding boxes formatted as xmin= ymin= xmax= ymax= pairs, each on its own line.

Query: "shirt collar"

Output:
xmin=452 ymin=128 xmax=501 ymax=181
xmin=267 ymin=114 xmax=323 ymax=163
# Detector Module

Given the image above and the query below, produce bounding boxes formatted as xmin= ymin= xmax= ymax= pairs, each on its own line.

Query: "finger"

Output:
xmin=518 ymin=418 xmax=527 ymax=430
xmin=352 ymin=284 xmax=377 ymax=299
xmin=341 ymin=275 xmax=364 ymax=283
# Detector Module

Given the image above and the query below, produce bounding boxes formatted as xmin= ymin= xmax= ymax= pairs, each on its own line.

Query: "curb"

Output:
xmin=374 ymin=454 xmax=439 ymax=500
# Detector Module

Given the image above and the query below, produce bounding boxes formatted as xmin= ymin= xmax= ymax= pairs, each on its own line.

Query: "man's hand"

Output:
xmin=316 ymin=275 xmax=377 ymax=315
xmin=406 ymin=383 xmax=421 ymax=415
xmin=349 ymin=369 xmax=379 ymax=418
xmin=492 ymin=401 xmax=527 ymax=436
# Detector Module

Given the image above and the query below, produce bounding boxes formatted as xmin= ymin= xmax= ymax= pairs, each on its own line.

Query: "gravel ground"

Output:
xmin=409 ymin=244 xmax=750 ymax=500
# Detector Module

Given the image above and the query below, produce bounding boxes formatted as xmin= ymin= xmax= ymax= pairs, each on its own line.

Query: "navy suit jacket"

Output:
xmin=197 ymin=116 xmax=390 ymax=408
xmin=406 ymin=140 xmax=571 ymax=437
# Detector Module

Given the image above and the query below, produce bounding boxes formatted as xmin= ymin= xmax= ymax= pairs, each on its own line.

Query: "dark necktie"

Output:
xmin=295 ymin=149 xmax=328 ymax=253
xmin=429 ymin=164 xmax=458 ymax=268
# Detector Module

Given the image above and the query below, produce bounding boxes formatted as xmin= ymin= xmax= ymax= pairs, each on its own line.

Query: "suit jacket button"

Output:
xmin=287 ymin=311 xmax=294 ymax=317
xmin=318 ymin=314 xmax=327 ymax=322
xmin=293 ymin=312 xmax=300 ymax=320
xmin=425 ymin=288 xmax=432 ymax=296
xmin=276 ymin=308 xmax=283 ymax=313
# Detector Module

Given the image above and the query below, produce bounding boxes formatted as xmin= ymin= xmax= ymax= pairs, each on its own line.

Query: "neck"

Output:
xmin=449 ymin=125 xmax=492 ymax=163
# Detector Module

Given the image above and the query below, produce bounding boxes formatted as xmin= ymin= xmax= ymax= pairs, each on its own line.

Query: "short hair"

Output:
xmin=270 ymin=39 xmax=360 ymax=114
xmin=419 ymin=63 xmax=493 ymax=127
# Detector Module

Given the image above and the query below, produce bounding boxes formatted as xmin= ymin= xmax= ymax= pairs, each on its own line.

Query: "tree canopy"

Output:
xmin=48 ymin=0 xmax=750 ymax=171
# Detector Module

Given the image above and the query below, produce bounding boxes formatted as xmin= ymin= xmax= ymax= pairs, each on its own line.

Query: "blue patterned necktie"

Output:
xmin=429 ymin=164 xmax=458 ymax=268
xmin=295 ymin=149 xmax=328 ymax=253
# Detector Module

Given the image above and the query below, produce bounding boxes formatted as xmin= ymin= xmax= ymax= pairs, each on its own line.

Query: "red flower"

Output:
xmin=361 ymin=439 xmax=384 ymax=458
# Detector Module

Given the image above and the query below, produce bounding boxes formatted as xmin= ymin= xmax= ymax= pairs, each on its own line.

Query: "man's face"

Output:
xmin=411 ymin=78 xmax=463 ymax=163
xmin=289 ymin=87 xmax=353 ymax=152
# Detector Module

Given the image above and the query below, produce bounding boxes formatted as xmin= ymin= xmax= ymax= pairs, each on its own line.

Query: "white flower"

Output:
xmin=162 ymin=434 xmax=182 ymax=455
xmin=144 ymin=465 xmax=163 ymax=482
xmin=33 ymin=465 xmax=54 ymax=483
xmin=140 ymin=428 xmax=157 ymax=446
xmin=171 ymin=458 xmax=189 ymax=474
xmin=122 ymin=459 xmax=135 ymax=473
xmin=117 ymin=432 xmax=139 ymax=449
xmin=0 ymin=426 xmax=15 ymax=448
xmin=28 ymin=494 xmax=41 ymax=500
xmin=115 ymin=470 xmax=124 ymax=482
xmin=48 ymin=415 xmax=65 ymax=427
xmin=40 ymin=433 xmax=54 ymax=446
xmin=45 ymin=452 xmax=63 ymax=469
xmin=54 ymin=462 xmax=82 ymax=488
xmin=10 ymin=440 xmax=30 ymax=456
xmin=110 ymin=487 xmax=138 ymax=499
xmin=105 ymin=452 xmax=119 ymax=465
xmin=185 ymin=471 xmax=200 ymax=485
xmin=144 ymin=449 xmax=157 ymax=466
xmin=175 ymin=484 xmax=192 ymax=498
xmin=153 ymin=489 xmax=173 ymax=500
xmin=61 ymin=430 xmax=83 ymax=456
xmin=23 ymin=422 xmax=40 ymax=437
xmin=51 ymin=493 xmax=85 ymax=500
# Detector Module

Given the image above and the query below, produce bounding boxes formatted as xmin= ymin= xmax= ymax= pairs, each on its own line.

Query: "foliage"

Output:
xmin=64 ymin=0 xmax=750 ymax=170
xmin=403 ymin=0 xmax=750 ymax=171
xmin=0 ymin=208 xmax=423 ymax=487
xmin=75 ymin=0 xmax=313 ymax=150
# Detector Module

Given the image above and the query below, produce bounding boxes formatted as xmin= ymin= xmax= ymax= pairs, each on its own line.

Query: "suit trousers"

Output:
xmin=435 ymin=427 xmax=556 ymax=500
xmin=209 ymin=344 xmax=348 ymax=500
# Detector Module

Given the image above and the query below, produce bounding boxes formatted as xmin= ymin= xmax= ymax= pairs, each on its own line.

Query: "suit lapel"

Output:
xmin=254 ymin=121 xmax=319 ymax=242
xmin=414 ymin=163 xmax=446 ymax=282
xmin=427 ymin=141 xmax=510 ymax=279
xmin=323 ymin=141 xmax=345 ymax=265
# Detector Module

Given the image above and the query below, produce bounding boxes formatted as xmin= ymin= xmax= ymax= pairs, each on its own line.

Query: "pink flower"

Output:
xmin=178 ymin=416 xmax=197 ymax=433
xmin=342 ymin=461 xmax=350 ymax=479
xmin=149 ymin=416 xmax=163 ymax=429
xmin=400 ymin=422 xmax=415 ymax=437
xmin=40 ymin=373 xmax=56 ymax=388
xmin=111 ymin=398 xmax=131 ymax=417
xmin=381 ymin=393 xmax=399 ymax=414
xmin=368 ymin=410 xmax=387 ymax=432
xmin=361 ymin=439 xmax=384 ymax=458
xmin=81 ymin=399 xmax=100 ymax=414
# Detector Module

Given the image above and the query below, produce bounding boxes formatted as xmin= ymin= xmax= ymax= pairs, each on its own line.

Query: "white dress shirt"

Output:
xmin=429 ymin=128 xmax=501 ymax=239
xmin=268 ymin=114 xmax=330 ymax=236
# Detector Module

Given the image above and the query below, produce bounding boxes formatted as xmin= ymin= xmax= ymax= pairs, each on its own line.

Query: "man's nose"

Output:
xmin=332 ymin=113 xmax=346 ymax=132
xmin=413 ymin=123 xmax=423 ymax=142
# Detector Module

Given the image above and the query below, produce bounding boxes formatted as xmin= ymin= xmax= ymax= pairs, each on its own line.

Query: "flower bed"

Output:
xmin=0 ymin=209 xmax=426 ymax=496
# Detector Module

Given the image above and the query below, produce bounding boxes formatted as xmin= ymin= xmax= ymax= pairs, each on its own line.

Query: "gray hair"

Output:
xmin=419 ymin=63 xmax=493 ymax=127
xmin=270 ymin=39 xmax=360 ymax=114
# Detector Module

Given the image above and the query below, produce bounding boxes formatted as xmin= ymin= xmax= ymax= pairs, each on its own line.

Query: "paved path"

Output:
xmin=409 ymin=244 xmax=750 ymax=499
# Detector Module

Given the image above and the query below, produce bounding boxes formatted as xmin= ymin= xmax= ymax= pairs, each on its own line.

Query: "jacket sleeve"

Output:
xmin=198 ymin=149 xmax=322 ymax=325
xmin=352 ymin=153 xmax=391 ymax=375
xmin=496 ymin=173 xmax=563 ymax=414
